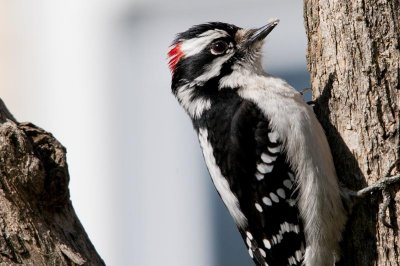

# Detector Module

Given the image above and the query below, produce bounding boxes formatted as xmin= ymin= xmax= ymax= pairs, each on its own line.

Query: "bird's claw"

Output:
xmin=351 ymin=161 xmax=400 ymax=229
xmin=378 ymin=189 xmax=393 ymax=228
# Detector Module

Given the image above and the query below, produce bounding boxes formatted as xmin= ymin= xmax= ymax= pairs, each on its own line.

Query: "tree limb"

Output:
xmin=0 ymin=98 xmax=104 ymax=265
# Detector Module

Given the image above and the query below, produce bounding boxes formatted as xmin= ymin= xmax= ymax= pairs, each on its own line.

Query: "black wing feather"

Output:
xmin=196 ymin=91 xmax=305 ymax=266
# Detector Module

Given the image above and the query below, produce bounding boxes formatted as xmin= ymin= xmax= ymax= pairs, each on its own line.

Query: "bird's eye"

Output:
xmin=210 ymin=40 xmax=228 ymax=55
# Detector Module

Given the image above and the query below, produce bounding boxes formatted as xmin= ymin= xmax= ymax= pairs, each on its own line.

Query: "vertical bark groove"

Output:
xmin=304 ymin=0 xmax=399 ymax=265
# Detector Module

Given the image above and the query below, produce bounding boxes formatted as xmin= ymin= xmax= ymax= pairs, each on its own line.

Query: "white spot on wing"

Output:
xmin=257 ymin=163 xmax=273 ymax=174
xmin=248 ymin=249 xmax=254 ymax=258
xmin=276 ymin=188 xmax=286 ymax=199
xmin=262 ymin=197 xmax=272 ymax=206
xmin=293 ymin=224 xmax=300 ymax=234
xmin=283 ymin=222 xmax=290 ymax=232
xmin=259 ymin=248 xmax=266 ymax=258
xmin=283 ymin=179 xmax=293 ymax=189
xmin=276 ymin=234 xmax=283 ymax=243
xmin=288 ymin=256 xmax=297 ymax=265
xmin=269 ymin=192 xmax=279 ymax=203
xmin=255 ymin=203 xmax=263 ymax=212
xmin=266 ymin=222 xmax=303 ymax=254
xmin=268 ymin=131 xmax=279 ymax=143
xmin=255 ymin=172 xmax=264 ymax=181
xmin=246 ymin=237 xmax=252 ymax=247
xmin=246 ymin=231 xmax=253 ymax=240
xmin=261 ymin=153 xmax=277 ymax=163
xmin=267 ymin=145 xmax=281 ymax=154
xmin=198 ymin=128 xmax=247 ymax=228
xmin=263 ymin=239 xmax=271 ymax=249
xmin=281 ymin=222 xmax=301 ymax=235
xmin=287 ymin=199 xmax=296 ymax=206
xmin=295 ymin=250 xmax=303 ymax=262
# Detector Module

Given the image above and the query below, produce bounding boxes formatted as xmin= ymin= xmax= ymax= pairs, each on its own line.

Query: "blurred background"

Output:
xmin=0 ymin=1 xmax=309 ymax=265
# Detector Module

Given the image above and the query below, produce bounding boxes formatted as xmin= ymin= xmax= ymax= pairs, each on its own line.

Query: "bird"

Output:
xmin=167 ymin=20 xmax=347 ymax=266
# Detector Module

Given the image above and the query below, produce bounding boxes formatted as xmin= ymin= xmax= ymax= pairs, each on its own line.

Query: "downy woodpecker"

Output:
xmin=168 ymin=20 xmax=347 ymax=266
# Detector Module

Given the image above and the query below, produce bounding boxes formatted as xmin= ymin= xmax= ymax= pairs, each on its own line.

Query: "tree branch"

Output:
xmin=0 ymin=97 xmax=104 ymax=265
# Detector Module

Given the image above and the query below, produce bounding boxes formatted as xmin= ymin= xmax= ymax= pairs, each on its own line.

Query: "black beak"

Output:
xmin=244 ymin=19 xmax=280 ymax=47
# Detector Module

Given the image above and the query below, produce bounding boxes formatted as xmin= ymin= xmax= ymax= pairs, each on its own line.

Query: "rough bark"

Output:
xmin=304 ymin=0 xmax=400 ymax=265
xmin=0 ymin=98 xmax=104 ymax=265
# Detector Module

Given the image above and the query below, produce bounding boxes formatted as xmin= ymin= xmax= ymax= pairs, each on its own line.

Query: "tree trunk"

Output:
xmin=0 ymin=98 xmax=104 ymax=265
xmin=303 ymin=0 xmax=399 ymax=265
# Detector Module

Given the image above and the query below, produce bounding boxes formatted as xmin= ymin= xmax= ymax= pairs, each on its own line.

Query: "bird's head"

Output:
xmin=168 ymin=20 xmax=279 ymax=119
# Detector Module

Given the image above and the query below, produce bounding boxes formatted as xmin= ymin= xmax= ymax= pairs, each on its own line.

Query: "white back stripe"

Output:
xmin=198 ymin=128 xmax=247 ymax=228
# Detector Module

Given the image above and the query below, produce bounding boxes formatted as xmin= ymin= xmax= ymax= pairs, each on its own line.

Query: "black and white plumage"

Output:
xmin=168 ymin=20 xmax=347 ymax=266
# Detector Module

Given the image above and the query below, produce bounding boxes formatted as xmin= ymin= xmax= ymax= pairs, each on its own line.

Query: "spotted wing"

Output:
xmin=205 ymin=99 xmax=305 ymax=266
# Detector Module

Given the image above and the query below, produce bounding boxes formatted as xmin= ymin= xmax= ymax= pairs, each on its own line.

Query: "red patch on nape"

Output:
xmin=167 ymin=43 xmax=184 ymax=73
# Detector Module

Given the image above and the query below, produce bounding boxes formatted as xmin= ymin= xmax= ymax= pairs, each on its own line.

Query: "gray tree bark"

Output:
xmin=0 ymin=98 xmax=105 ymax=265
xmin=304 ymin=0 xmax=399 ymax=265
